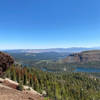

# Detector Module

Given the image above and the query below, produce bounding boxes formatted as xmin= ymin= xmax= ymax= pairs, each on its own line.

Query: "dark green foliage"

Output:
xmin=5 ymin=65 xmax=100 ymax=100
xmin=17 ymin=81 xmax=24 ymax=91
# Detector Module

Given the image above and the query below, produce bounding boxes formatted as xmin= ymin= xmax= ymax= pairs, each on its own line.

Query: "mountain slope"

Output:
xmin=0 ymin=52 xmax=44 ymax=100
xmin=0 ymin=82 xmax=44 ymax=100
xmin=0 ymin=52 xmax=14 ymax=76
xmin=63 ymin=50 xmax=100 ymax=64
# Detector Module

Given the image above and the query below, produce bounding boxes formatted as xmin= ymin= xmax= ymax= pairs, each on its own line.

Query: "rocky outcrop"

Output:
xmin=63 ymin=50 xmax=100 ymax=64
xmin=0 ymin=52 xmax=14 ymax=76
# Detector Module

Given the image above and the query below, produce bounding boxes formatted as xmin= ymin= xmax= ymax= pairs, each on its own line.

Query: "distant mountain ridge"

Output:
xmin=3 ymin=47 xmax=99 ymax=53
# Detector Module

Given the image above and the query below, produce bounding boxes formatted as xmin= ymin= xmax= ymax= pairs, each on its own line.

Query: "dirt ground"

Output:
xmin=0 ymin=78 xmax=44 ymax=100
xmin=0 ymin=84 xmax=44 ymax=100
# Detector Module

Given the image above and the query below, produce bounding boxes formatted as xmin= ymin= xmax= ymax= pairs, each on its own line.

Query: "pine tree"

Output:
xmin=23 ymin=68 xmax=27 ymax=85
xmin=11 ymin=66 xmax=16 ymax=81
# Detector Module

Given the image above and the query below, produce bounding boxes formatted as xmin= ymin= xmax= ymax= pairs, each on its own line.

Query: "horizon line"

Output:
xmin=0 ymin=46 xmax=99 ymax=50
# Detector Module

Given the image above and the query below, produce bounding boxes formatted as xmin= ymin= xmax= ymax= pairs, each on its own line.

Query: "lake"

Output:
xmin=41 ymin=67 xmax=100 ymax=73
xmin=41 ymin=67 xmax=55 ymax=72
xmin=74 ymin=67 xmax=100 ymax=73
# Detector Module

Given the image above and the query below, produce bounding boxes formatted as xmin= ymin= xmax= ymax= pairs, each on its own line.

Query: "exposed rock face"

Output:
xmin=0 ymin=52 xmax=14 ymax=76
xmin=63 ymin=50 xmax=100 ymax=64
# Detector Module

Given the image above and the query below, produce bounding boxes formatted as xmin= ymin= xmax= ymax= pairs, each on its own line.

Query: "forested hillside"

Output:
xmin=5 ymin=65 xmax=100 ymax=100
xmin=0 ymin=51 xmax=100 ymax=100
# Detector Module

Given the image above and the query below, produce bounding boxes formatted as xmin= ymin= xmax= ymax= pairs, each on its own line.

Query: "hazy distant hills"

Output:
xmin=2 ymin=48 xmax=100 ymax=70
xmin=2 ymin=47 xmax=98 ymax=53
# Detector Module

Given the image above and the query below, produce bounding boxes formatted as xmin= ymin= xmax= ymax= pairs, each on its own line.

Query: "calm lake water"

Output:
xmin=74 ymin=67 xmax=100 ymax=73
xmin=41 ymin=67 xmax=100 ymax=73
xmin=41 ymin=68 xmax=55 ymax=72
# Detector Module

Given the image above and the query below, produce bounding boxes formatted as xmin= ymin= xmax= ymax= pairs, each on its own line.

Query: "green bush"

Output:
xmin=17 ymin=81 xmax=24 ymax=91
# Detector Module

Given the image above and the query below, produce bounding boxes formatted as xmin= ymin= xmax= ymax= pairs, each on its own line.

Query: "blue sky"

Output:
xmin=0 ymin=0 xmax=100 ymax=49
